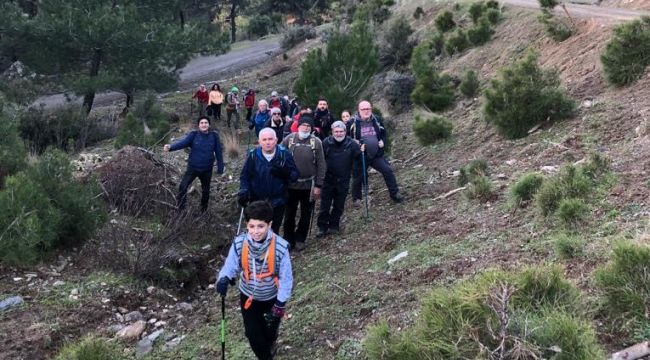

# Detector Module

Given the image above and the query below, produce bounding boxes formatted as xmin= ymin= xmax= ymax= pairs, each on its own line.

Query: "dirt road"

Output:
xmin=504 ymin=0 xmax=650 ymax=21
xmin=33 ymin=37 xmax=280 ymax=109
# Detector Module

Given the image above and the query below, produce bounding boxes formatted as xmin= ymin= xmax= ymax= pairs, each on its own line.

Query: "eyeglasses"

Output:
xmin=272 ymin=113 xmax=281 ymax=116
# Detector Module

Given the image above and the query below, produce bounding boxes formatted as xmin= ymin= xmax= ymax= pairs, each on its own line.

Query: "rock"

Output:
xmin=70 ymin=288 xmax=79 ymax=296
xmin=0 ymin=296 xmax=24 ymax=312
xmin=107 ymin=324 xmax=125 ymax=334
xmin=163 ymin=336 xmax=184 ymax=351
xmin=496 ymin=173 xmax=508 ymax=179
xmin=176 ymin=302 xmax=193 ymax=312
xmin=505 ymin=159 xmax=517 ymax=166
xmin=148 ymin=318 xmax=157 ymax=324
xmin=147 ymin=329 xmax=164 ymax=342
xmin=581 ymin=99 xmax=593 ymax=108
xmin=117 ymin=307 xmax=128 ymax=314
xmin=116 ymin=320 xmax=146 ymax=340
xmin=540 ymin=165 xmax=558 ymax=174
xmin=52 ymin=280 xmax=65 ymax=287
xmin=146 ymin=286 xmax=156 ymax=294
xmin=125 ymin=311 xmax=144 ymax=322
xmin=115 ymin=313 xmax=124 ymax=322
xmin=136 ymin=338 xmax=153 ymax=358
xmin=154 ymin=321 xmax=167 ymax=328
xmin=388 ymin=251 xmax=408 ymax=265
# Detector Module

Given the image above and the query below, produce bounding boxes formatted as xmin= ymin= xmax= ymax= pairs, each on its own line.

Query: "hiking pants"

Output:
xmin=283 ymin=189 xmax=312 ymax=247
xmin=226 ymin=108 xmax=240 ymax=129
xmin=240 ymin=293 xmax=280 ymax=360
xmin=317 ymin=180 xmax=349 ymax=231
xmin=246 ymin=107 xmax=254 ymax=124
xmin=271 ymin=204 xmax=285 ymax=235
xmin=177 ymin=167 xmax=212 ymax=212
xmin=197 ymin=100 xmax=208 ymax=117
xmin=352 ymin=155 xmax=399 ymax=201
xmin=208 ymin=104 xmax=221 ymax=121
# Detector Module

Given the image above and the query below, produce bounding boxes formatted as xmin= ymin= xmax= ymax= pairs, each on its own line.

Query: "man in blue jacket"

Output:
xmin=239 ymin=128 xmax=299 ymax=234
xmin=164 ymin=116 xmax=225 ymax=212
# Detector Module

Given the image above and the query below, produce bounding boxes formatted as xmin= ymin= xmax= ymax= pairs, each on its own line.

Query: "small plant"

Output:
xmin=115 ymin=93 xmax=171 ymax=148
xmin=458 ymin=159 xmax=489 ymax=186
xmin=468 ymin=2 xmax=486 ymax=23
xmin=55 ymin=336 xmax=124 ymax=360
xmin=468 ymin=17 xmax=495 ymax=45
xmin=412 ymin=114 xmax=453 ymax=146
xmin=485 ymin=8 xmax=501 ymax=24
xmin=435 ymin=10 xmax=456 ymax=33
xmin=581 ymin=152 xmax=610 ymax=179
xmin=539 ymin=9 xmax=573 ymax=42
xmin=535 ymin=165 xmax=591 ymax=216
xmin=0 ymin=108 xmax=26 ymax=186
xmin=459 ymin=69 xmax=480 ymax=98
xmin=601 ymin=17 xmax=650 ymax=86
xmin=483 ymin=52 xmax=576 ymax=139
xmin=379 ymin=16 xmax=415 ymax=68
xmin=466 ymin=174 xmax=494 ymax=201
xmin=444 ymin=29 xmax=469 ymax=55
xmin=510 ymin=172 xmax=544 ymax=204
xmin=413 ymin=6 xmax=424 ymax=19
xmin=411 ymin=72 xmax=455 ymax=111
xmin=539 ymin=0 xmax=559 ymax=8
xmin=596 ymin=241 xmax=650 ymax=339
xmin=486 ymin=0 xmax=500 ymax=9
xmin=556 ymin=198 xmax=589 ymax=226
xmin=222 ymin=132 xmax=241 ymax=160
xmin=553 ymin=233 xmax=585 ymax=259
xmin=280 ymin=25 xmax=317 ymax=50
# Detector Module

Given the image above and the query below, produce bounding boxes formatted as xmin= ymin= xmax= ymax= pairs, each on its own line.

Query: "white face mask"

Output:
xmin=334 ymin=134 xmax=346 ymax=142
xmin=298 ymin=131 xmax=310 ymax=140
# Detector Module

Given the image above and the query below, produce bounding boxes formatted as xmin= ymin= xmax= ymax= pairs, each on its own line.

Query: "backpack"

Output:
xmin=287 ymin=134 xmax=317 ymax=165
xmin=226 ymin=92 xmax=238 ymax=109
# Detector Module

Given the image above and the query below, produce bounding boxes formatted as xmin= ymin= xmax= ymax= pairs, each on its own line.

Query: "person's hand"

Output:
xmin=163 ymin=144 xmax=171 ymax=152
xmin=354 ymin=139 xmax=360 ymax=145
xmin=238 ymin=193 xmax=249 ymax=207
xmin=216 ymin=277 xmax=230 ymax=296
xmin=360 ymin=144 xmax=365 ymax=152
xmin=248 ymin=123 xmax=255 ymax=130
xmin=312 ymin=187 xmax=321 ymax=200
xmin=264 ymin=301 xmax=285 ymax=328
xmin=378 ymin=140 xmax=384 ymax=148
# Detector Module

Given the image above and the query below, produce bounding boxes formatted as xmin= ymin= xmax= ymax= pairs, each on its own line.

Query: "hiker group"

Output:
xmin=170 ymin=87 xmax=405 ymax=359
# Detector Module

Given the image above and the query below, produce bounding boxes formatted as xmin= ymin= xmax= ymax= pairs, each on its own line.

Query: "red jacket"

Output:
xmin=290 ymin=118 xmax=321 ymax=135
xmin=193 ymin=90 xmax=209 ymax=103
xmin=244 ymin=92 xmax=255 ymax=108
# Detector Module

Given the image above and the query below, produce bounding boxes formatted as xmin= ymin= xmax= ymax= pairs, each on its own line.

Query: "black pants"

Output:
xmin=208 ymin=104 xmax=221 ymax=121
xmin=271 ymin=204 xmax=285 ymax=235
xmin=240 ymin=293 xmax=279 ymax=360
xmin=246 ymin=107 xmax=254 ymax=124
xmin=317 ymin=181 xmax=349 ymax=231
xmin=352 ymin=155 xmax=399 ymax=201
xmin=226 ymin=108 xmax=240 ymax=129
xmin=283 ymin=188 xmax=312 ymax=247
xmin=177 ymin=167 xmax=212 ymax=211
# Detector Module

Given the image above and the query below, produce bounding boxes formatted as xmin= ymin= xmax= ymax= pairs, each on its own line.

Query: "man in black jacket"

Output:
xmin=317 ymin=121 xmax=362 ymax=236
xmin=313 ymin=98 xmax=336 ymax=140
xmin=348 ymin=100 xmax=404 ymax=205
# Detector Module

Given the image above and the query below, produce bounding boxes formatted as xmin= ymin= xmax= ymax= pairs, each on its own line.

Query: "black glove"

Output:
xmin=238 ymin=193 xmax=249 ymax=207
xmin=264 ymin=301 xmax=285 ymax=329
xmin=216 ymin=277 xmax=230 ymax=296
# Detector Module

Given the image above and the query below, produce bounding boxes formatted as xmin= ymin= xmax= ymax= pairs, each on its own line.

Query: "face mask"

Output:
xmin=334 ymin=134 xmax=346 ymax=142
xmin=298 ymin=131 xmax=310 ymax=140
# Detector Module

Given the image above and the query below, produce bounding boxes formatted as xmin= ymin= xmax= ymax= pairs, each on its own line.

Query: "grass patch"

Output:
xmin=55 ymin=336 xmax=124 ymax=360
xmin=553 ymin=233 xmax=585 ymax=259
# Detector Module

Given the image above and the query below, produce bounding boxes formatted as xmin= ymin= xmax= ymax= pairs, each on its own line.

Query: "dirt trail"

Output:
xmin=32 ymin=37 xmax=280 ymax=109
xmin=504 ymin=0 xmax=650 ymax=21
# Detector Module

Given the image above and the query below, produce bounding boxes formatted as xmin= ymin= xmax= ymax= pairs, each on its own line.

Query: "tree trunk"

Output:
xmin=126 ymin=91 xmax=134 ymax=108
xmin=179 ymin=10 xmax=185 ymax=29
xmin=82 ymin=48 xmax=102 ymax=115
xmin=230 ymin=0 xmax=237 ymax=43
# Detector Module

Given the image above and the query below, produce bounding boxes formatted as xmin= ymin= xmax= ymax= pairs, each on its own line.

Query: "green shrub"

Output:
xmin=247 ymin=14 xmax=281 ymax=38
xmin=601 ymin=17 xmax=650 ymax=86
xmin=115 ymin=93 xmax=171 ymax=148
xmin=379 ymin=16 xmax=415 ymax=68
xmin=554 ymin=233 xmax=585 ymax=259
xmin=486 ymin=0 xmax=500 ymax=8
xmin=280 ymin=25 xmax=317 ymax=50
xmin=18 ymin=105 xmax=91 ymax=154
xmin=510 ymin=172 xmax=544 ymax=203
xmin=485 ymin=8 xmax=501 ymax=24
xmin=294 ymin=25 xmax=379 ymax=114
xmin=535 ymin=165 xmax=591 ymax=216
xmin=430 ymin=32 xmax=445 ymax=57
xmin=55 ymin=336 xmax=124 ymax=360
xmin=364 ymin=266 xmax=603 ymax=359
xmin=352 ymin=0 xmax=396 ymax=24
xmin=581 ymin=152 xmax=610 ymax=179
xmin=444 ymin=29 xmax=469 ymax=55
xmin=410 ymin=72 xmax=455 ymax=111
xmin=413 ymin=6 xmax=424 ymax=19
xmin=412 ymin=114 xmax=452 ymax=145
xmin=458 ymin=159 xmax=488 ymax=186
xmin=538 ymin=0 xmax=559 ymax=8
xmin=0 ymin=149 xmax=104 ymax=265
xmin=435 ymin=10 xmax=456 ymax=33
xmin=467 ymin=17 xmax=494 ymax=45
xmin=409 ymin=34 xmax=443 ymax=76
xmin=465 ymin=174 xmax=494 ymax=201
xmin=468 ymin=2 xmax=486 ymax=23
xmin=596 ymin=241 xmax=650 ymax=337
xmin=539 ymin=9 xmax=573 ymax=42
xmin=0 ymin=107 xmax=26 ymax=186
xmin=0 ymin=77 xmax=40 ymax=106
xmin=459 ymin=69 xmax=480 ymax=98
xmin=483 ymin=52 xmax=576 ymax=139
xmin=556 ymin=198 xmax=589 ymax=226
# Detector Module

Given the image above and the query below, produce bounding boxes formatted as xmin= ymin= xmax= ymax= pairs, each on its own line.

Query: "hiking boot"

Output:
xmin=316 ymin=227 xmax=328 ymax=238
xmin=328 ymin=227 xmax=340 ymax=235
xmin=352 ymin=199 xmax=362 ymax=209
xmin=295 ymin=242 xmax=306 ymax=251
xmin=390 ymin=192 xmax=405 ymax=203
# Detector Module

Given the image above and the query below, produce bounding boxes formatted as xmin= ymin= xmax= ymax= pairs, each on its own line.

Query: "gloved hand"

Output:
xmin=264 ymin=301 xmax=285 ymax=329
xmin=248 ymin=123 xmax=255 ymax=130
xmin=216 ymin=277 xmax=231 ymax=296
xmin=238 ymin=193 xmax=249 ymax=207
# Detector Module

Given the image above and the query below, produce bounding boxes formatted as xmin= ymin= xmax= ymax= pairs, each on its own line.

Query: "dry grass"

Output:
xmin=222 ymin=131 xmax=241 ymax=160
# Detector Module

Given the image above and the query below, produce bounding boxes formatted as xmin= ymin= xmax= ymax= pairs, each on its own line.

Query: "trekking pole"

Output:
xmin=236 ymin=207 xmax=244 ymax=235
xmin=307 ymin=179 xmax=315 ymax=238
xmin=361 ymin=145 xmax=369 ymax=218
xmin=246 ymin=128 xmax=252 ymax=152
xmin=220 ymin=295 xmax=226 ymax=360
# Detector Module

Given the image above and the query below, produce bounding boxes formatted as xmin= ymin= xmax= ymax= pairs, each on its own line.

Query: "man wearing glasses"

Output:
xmin=264 ymin=107 xmax=287 ymax=142
xmin=348 ymin=101 xmax=404 ymax=206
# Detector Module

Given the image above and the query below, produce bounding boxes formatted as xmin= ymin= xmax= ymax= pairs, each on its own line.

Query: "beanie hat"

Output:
xmin=271 ymin=91 xmax=278 ymax=97
xmin=231 ymin=86 xmax=239 ymax=93
xmin=331 ymin=120 xmax=346 ymax=130
xmin=298 ymin=114 xmax=314 ymax=128
xmin=271 ymin=107 xmax=282 ymax=114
